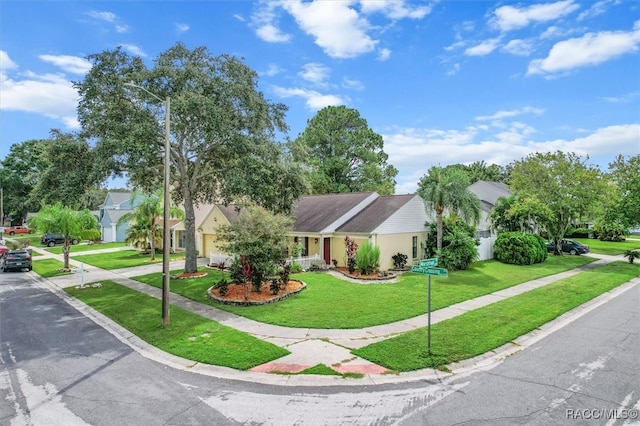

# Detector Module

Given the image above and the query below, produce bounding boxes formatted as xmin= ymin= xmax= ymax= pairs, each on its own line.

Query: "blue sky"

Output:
xmin=1 ymin=0 xmax=639 ymax=194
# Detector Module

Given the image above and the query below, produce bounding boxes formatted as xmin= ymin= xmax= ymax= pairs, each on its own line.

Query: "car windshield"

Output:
xmin=7 ymin=252 xmax=29 ymax=259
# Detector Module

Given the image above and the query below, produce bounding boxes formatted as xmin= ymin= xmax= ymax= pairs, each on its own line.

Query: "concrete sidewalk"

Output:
xmin=28 ymin=244 xmax=639 ymax=386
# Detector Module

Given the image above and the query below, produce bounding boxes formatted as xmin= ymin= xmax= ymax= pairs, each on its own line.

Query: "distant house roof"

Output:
xmin=336 ymin=194 xmax=416 ymax=233
xmin=292 ymin=192 xmax=377 ymax=233
xmin=216 ymin=204 xmax=241 ymax=223
xmin=468 ymin=181 xmax=511 ymax=212
xmin=101 ymin=209 xmax=130 ymax=224
xmin=102 ymin=190 xmax=134 ymax=209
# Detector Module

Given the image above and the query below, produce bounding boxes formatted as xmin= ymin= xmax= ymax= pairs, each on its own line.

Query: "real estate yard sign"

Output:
xmin=411 ymin=258 xmax=448 ymax=354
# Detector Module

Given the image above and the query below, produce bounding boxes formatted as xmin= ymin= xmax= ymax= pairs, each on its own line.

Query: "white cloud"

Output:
xmin=281 ymin=1 xmax=378 ymax=58
xmin=87 ymin=10 xmax=116 ymax=22
xmin=175 ymin=23 xmax=190 ymax=33
xmin=359 ymin=0 xmax=432 ymax=20
xmin=120 ymin=44 xmax=147 ymax=57
xmin=475 ymin=106 xmax=545 ymax=122
xmin=263 ymin=63 xmax=284 ymax=77
xmin=39 ymin=55 xmax=91 ymax=75
xmin=342 ymin=77 xmax=364 ymax=91
xmin=383 ymin=122 xmax=640 ymax=194
xmin=256 ymin=24 xmax=291 ymax=43
xmin=502 ymin=38 xmax=535 ymax=56
xmin=271 ymin=85 xmax=347 ymax=110
xmin=298 ymin=63 xmax=330 ymax=85
xmin=1 ymin=71 xmax=79 ymax=129
xmin=0 ymin=50 xmax=17 ymax=70
xmin=528 ymin=21 xmax=640 ymax=76
xmin=377 ymin=47 xmax=391 ymax=61
xmin=577 ymin=0 xmax=615 ymax=21
xmin=464 ymin=37 xmax=502 ymax=56
xmin=491 ymin=0 xmax=580 ymax=32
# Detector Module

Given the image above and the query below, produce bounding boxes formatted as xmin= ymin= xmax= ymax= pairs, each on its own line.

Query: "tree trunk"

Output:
xmin=149 ymin=222 xmax=156 ymax=261
xmin=63 ymin=243 xmax=70 ymax=269
xmin=182 ymin=187 xmax=198 ymax=274
xmin=436 ymin=204 xmax=444 ymax=251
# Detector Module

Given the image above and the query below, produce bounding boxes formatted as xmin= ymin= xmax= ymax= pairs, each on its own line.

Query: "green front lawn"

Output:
xmin=353 ymin=261 xmax=639 ymax=371
xmin=68 ymin=249 xmax=186 ymax=270
xmin=575 ymin=238 xmax=640 ymax=255
xmin=46 ymin=242 xmax=127 ymax=255
xmin=66 ymin=281 xmax=289 ymax=370
xmin=132 ymin=256 xmax=595 ymax=329
xmin=32 ymin=258 xmax=77 ymax=278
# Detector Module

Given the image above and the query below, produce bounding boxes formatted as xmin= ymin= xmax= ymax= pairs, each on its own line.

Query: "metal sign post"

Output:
xmin=411 ymin=258 xmax=448 ymax=355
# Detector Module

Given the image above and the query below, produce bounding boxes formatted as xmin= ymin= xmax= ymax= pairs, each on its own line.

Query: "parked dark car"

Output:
xmin=41 ymin=233 xmax=79 ymax=247
xmin=546 ymin=239 xmax=590 ymax=255
xmin=1 ymin=249 xmax=32 ymax=272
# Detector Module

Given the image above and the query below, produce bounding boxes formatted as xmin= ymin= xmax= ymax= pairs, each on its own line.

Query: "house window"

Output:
xmin=412 ymin=236 xmax=418 ymax=259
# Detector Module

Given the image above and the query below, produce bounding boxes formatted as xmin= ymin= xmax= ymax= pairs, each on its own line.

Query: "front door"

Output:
xmin=323 ymin=238 xmax=331 ymax=265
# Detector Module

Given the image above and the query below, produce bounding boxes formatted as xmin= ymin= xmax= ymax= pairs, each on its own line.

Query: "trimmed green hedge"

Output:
xmin=494 ymin=232 xmax=548 ymax=265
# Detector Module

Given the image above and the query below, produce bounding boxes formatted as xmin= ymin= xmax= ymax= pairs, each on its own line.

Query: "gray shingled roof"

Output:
xmin=468 ymin=181 xmax=511 ymax=209
xmin=292 ymin=192 xmax=376 ymax=232
xmin=336 ymin=194 xmax=416 ymax=233
xmin=217 ymin=204 xmax=241 ymax=223
xmin=106 ymin=190 xmax=133 ymax=207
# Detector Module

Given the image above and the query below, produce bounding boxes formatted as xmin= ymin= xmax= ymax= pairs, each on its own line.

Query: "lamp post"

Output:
xmin=124 ymin=82 xmax=171 ymax=327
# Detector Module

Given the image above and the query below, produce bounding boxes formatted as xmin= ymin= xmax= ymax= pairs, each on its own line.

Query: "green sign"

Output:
xmin=411 ymin=265 xmax=448 ymax=277
xmin=420 ymin=257 xmax=438 ymax=267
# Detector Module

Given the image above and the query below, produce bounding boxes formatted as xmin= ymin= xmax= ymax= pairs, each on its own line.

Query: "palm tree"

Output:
xmin=417 ymin=166 xmax=481 ymax=251
xmin=28 ymin=203 xmax=98 ymax=270
xmin=118 ymin=189 xmax=183 ymax=260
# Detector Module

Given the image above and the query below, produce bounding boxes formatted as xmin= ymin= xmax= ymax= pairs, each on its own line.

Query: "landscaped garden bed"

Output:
xmin=208 ymin=279 xmax=306 ymax=305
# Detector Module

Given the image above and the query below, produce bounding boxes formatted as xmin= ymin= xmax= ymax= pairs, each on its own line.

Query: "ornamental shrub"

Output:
xmin=391 ymin=252 xmax=408 ymax=269
xmin=355 ymin=242 xmax=380 ymax=275
xmin=493 ymin=232 xmax=547 ymax=265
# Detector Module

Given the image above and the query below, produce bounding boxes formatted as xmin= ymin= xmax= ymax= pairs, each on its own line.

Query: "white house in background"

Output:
xmin=99 ymin=190 xmax=139 ymax=243
xmin=468 ymin=180 xmax=512 ymax=259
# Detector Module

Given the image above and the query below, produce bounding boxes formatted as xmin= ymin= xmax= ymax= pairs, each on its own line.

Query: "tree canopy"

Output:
xmin=508 ymin=151 xmax=606 ymax=254
xmin=417 ymin=166 xmax=481 ymax=251
xmin=74 ymin=42 xmax=306 ymax=273
xmin=28 ymin=203 xmax=98 ymax=269
xmin=290 ymin=105 xmax=398 ymax=195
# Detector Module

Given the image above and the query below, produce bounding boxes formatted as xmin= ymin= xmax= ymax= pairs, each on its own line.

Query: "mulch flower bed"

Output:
xmin=208 ymin=280 xmax=306 ymax=306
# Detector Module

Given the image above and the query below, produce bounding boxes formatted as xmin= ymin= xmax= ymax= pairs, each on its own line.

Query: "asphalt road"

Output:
xmin=1 ymin=270 xmax=638 ymax=425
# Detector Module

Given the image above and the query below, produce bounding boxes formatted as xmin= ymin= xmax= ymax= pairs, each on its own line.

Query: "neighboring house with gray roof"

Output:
xmin=468 ymin=180 xmax=512 ymax=259
xmin=99 ymin=190 xmax=139 ymax=243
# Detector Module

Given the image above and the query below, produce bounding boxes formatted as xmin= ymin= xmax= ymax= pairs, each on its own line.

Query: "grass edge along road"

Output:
xmin=66 ymin=281 xmax=289 ymax=370
xmin=353 ymin=261 xmax=639 ymax=372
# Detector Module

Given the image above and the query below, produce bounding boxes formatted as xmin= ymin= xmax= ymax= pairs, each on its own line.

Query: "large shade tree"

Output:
xmin=0 ymin=138 xmax=50 ymax=222
xmin=417 ymin=166 xmax=481 ymax=251
xmin=75 ymin=43 xmax=306 ymax=274
xmin=508 ymin=151 xmax=606 ymax=255
xmin=28 ymin=203 xmax=98 ymax=269
xmin=290 ymin=105 xmax=398 ymax=195
xmin=606 ymin=154 xmax=640 ymax=230
xmin=29 ymin=130 xmax=99 ymax=208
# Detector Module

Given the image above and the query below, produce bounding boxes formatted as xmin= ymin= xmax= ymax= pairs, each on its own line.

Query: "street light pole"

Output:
xmin=124 ymin=82 xmax=171 ymax=326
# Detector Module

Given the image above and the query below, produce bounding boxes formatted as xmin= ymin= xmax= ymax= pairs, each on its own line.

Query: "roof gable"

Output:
xmin=336 ymin=194 xmax=417 ymax=233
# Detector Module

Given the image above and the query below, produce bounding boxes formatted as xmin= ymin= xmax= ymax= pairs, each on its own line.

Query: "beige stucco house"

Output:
xmin=192 ymin=192 xmax=434 ymax=271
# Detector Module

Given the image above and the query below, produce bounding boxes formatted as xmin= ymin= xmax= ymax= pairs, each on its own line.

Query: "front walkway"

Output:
xmin=24 ymin=242 xmax=640 ymax=384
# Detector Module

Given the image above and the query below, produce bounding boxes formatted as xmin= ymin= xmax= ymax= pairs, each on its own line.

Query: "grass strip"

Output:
xmin=66 ymin=280 xmax=289 ymax=370
xmin=298 ymin=364 xmax=343 ymax=376
xmin=574 ymin=238 xmax=640 ymax=255
xmin=32 ymin=258 xmax=76 ymax=278
xmin=352 ymin=262 xmax=639 ymax=372
xmin=46 ymin=242 xmax=127 ymax=255
xmin=67 ymin=249 xmax=185 ymax=270
xmin=133 ymin=256 xmax=594 ymax=329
